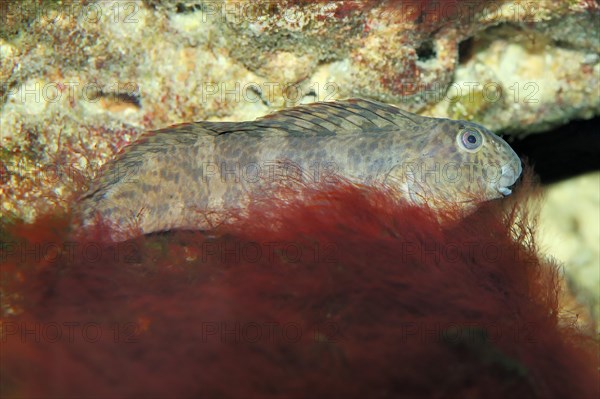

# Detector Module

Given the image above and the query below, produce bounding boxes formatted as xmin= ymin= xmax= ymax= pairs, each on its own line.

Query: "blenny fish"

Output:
xmin=78 ymin=99 xmax=521 ymax=238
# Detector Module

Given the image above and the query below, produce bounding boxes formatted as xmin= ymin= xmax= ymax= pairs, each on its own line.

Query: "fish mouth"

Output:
xmin=498 ymin=186 xmax=513 ymax=196
xmin=496 ymin=161 xmax=522 ymax=197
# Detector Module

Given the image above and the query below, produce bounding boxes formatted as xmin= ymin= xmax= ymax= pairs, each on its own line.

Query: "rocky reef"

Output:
xmin=1 ymin=0 xmax=598 ymax=215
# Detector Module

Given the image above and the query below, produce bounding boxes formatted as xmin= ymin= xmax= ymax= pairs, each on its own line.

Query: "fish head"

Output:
xmin=386 ymin=118 xmax=522 ymax=206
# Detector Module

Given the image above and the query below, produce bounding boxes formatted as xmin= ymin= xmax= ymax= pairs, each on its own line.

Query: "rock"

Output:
xmin=537 ymin=172 xmax=600 ymax=331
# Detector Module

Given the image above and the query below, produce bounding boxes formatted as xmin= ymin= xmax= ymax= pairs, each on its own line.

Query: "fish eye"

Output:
xmin=458 ymin=128 xmax=483 ymax=151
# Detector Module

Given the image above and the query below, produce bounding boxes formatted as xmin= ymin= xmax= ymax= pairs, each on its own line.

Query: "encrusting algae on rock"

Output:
xmin=77 ymin=99 xmax=521 ymax=240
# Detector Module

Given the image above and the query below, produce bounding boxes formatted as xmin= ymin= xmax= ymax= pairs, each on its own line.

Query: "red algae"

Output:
xmin=1 ymin=172 xmax=598 ymax=398
xmin=284 ymin=0 xmax=498 ymax=28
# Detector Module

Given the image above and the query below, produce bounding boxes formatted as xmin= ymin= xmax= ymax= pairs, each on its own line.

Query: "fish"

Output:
xmin=77 ymin=98 xmax=522 ymax=239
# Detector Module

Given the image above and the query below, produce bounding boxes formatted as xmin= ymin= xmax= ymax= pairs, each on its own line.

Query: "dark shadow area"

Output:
xmin=416 ymin=39 xmax=436 ymax=61
xmin=458 ymin=37 xmax=474 ymax=64
xmin=507 ymin=117 xmax=600 ymax=184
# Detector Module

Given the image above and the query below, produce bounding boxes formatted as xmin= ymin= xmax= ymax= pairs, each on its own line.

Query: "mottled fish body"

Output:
xmin=78 ymin=99 xmax=521 ymax=238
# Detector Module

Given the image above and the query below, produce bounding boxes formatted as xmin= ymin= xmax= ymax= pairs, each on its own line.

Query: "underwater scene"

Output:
xmin=1 ymin=1 xmax=599 ymax=398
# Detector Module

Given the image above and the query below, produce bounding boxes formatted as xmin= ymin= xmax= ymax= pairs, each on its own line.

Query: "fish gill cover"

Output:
xmin=0 ymin=169 xmax=598 ymax=399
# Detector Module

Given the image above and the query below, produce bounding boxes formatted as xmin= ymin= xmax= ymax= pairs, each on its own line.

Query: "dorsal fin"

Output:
xmin=196 ymin=99 xmax=424 ymax=137
xmin=265 ymin=98 xmax=423 ymax=131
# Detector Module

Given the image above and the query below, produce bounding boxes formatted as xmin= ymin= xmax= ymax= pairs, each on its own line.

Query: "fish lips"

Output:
xmin=497 ymin=161 xmax=523 ymax=197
